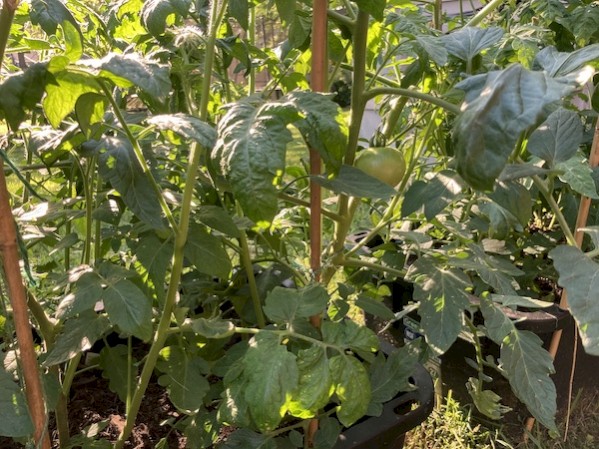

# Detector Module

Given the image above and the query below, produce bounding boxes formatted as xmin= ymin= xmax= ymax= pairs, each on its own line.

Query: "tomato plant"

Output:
xmin=1 ymin=0 xmax=599 ymax=448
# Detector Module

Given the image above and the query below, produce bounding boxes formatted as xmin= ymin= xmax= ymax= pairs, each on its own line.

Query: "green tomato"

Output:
xmin=354 ymin=147 xmax=406 ymax=187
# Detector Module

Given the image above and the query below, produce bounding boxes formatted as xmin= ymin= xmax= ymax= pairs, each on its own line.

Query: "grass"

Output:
xmin=404 ymin=388 xmax=599 ymax=449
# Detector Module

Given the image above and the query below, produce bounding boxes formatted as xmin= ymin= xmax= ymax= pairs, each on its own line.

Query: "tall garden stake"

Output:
xmin=309 ymin=0 xmax=327 ymax=328
xmin=0 ymin=1 xmax=51 ymax=448
xmin=307 ymin=0 xmax=328 ymax=444
xmin=525 ymin=119 xmax=599 ymax=440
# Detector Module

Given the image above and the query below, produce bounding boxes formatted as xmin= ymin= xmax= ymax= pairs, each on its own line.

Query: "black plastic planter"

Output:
xmin=334 ymin=363 xmax=434 ymax=449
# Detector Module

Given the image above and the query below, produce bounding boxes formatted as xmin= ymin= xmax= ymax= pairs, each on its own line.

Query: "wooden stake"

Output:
xmin=0 ymin=162 xmax=51 ymax=449
xmin=308 ymin=0 xmax=327 ymax=326
xmin=525 ymin=119 xmax=599 ymax=439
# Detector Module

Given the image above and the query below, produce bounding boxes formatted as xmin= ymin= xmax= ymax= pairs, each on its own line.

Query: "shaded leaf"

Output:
xmin=556 ymin=154 xmax=599 ymax=199
xmin=527 ymin=108 xmax=583 ymax=166
xmin=95 ymin=137 xmax=165 ymax=229
xmin=322 ymin=320 xmax=379 ymax=357
xmin=313 ymin=164 xmax=397 ymax=199
xmin=401 ymin=170 xmax=463 ymax=219
xmin=263 ymin=284 xmax=329 ymax=324
xmin=157 ymin=346 xmax=210 ymax=413
xmin=184 ymin=223 xmax=231 ymax=278
xmin=550 ymin=246 xmax=599 ymax=355
xmin=147 ymin=114 xmax=217 ymax=149
xmin=408 ymin=259 xmax=471 ymax=354
xmin=75 ymin=93 xmax=109 ymax=136
xmin=0 ymin=63 xmax=49 ymax=130
xmin=103 ymin=280 xmax=153 ymax=341
xmin=135 ymin=233 xmax=173 ymax=297
xmin=354 ymin=0 xmax=385 ymax=21
xmin=213 ymin=100 xmax=299 ymax=223
xmin=229 ymin=0 xmax=249 ymax=30
xmin=369 ymin=343 xmax=419 ymax=407
xmin=0 ymin=370 xmax=33 ymax=437
xmin=220 ymin=429 xmax=276 ymax=449
xmin=284 ymin=91 xmax=347 ymax=174
xmin=198 ymin=205 xmax=240 ymax=238
xmin=99 ymin=345 xmax=136 ymax=403
xmin=141 ymin=0 xmax=191 ymax=35
xmin=501 ymin=330 xmax=557 ymax=431
xmin=31 ymin=0 xmax=80 ymax=35
xmin=454 ymin=64 xmax=581 ymax=190
xmin=45 ymin=313 xmax=111 ymax=366
xmin=442 ymin=27 xmax=503 ymax=62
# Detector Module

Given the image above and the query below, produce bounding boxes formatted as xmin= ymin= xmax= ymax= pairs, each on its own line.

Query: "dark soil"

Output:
xmin=0 ymin=370 xmax=187 ymax=448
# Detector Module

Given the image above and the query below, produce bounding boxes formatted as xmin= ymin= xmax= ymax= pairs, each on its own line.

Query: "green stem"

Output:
xmin=278 ymin=193 xmax=342 ymax=222
xmin=114 ymin=2 xmax=227 ymax=447
xmin=531 ymin=175 xmax=577 ymax=247
xmin=466 ymin=0 xmax=504 ymax=27
xmin=363 ymin=87 xmax=460 ymax=115
xmin=327 ymin=9 xmax=355 ymax=31
xmin=339 ymin=257 xmax=406 ymax=278
xmin=99 ymin=81 xmax=179 ymax=234
xmin=323 ymin=10 xmax=370 ymax=286
xmin=62 ymin=353 xmax=83 ymax=396
xmin=126 ymin=336 xmax=132 ymax=414
xmin=239 ymin=230 xmax=267 ymax=328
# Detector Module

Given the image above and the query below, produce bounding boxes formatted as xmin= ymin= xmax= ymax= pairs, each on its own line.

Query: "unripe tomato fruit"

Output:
xmin=354 ymin=147 xmax=406 ymax=187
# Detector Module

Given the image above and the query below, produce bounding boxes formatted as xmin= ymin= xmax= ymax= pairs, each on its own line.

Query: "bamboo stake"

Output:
xmin=306 ymin=0 xmax=328 ymax=444
xmin=0 ymin=166 xmax=51 ymax=448
xmin=0 ymin=1 xmax=51 ymax=447
xmin=524 ymin=119 xmax=599 ymax=439
xmin=309 ymin=0 xmax=327 ymax=325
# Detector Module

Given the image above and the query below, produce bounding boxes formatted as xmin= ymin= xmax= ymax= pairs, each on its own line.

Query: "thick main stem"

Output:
xmin=113 ymin=1 xmax=226 ymax=447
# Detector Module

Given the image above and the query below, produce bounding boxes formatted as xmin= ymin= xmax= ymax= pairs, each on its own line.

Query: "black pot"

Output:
xmin=334 ymin=363 xmax=434 ymax=449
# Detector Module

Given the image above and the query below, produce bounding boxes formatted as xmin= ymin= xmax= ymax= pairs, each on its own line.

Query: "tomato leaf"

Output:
xmin=242 ymin=333 xmax=299 ymax=431
xmin=184 ymin=223 xmax=231 ymax=278
xmin=45 ymin=312 xmax=111 ymax=366
xmin=56 ymin=272 xmax=103 ymax=319
xmin=0 ymin=63 xmax=49 ymax=130
xmin=401 ymin=170 xmax=463 ymax=219
xmin=0 ymin=369 xmax=33 ymax=437
xmin=30 ymin=0 xmax=80 ymax=35
xmin=99 ymin=345 xmax=137 ymax=404
xmin=263 ymin=284 xmax=329 ymax=324
xmin=43 ymin=70 xmax=101 ymax=128
xmin=83 ymin=53 xmax=172 ymax=102
xmin=284 ymin=91 xmax=347 ymax=174
xmin=213 ymin=99 xmax=299 ymax=223
xmin=329 ymin=355 xmax=371 ymax=427
xmin=442 ymin=27 xmax=503 ymax=62
xmin=103 ymin=279 xmax=153 ymax=341
xmin=288 ymin=347 xmax=333 ymax=418
xmin=501 ymin=330 xmax=557 ymax=431
xmin=527 ymin=108 xmax=583 ymax=166
xmin=157 ymin=346 xmax=210 ymax=413
xmin=550 ymin=245 xmax=599 ymax=355
xmin=147 ymin=114 xmax=217 ymax=149
xmin=407 ymin=258 xmax=472 ymax=354
xmin=94 ymin=136 xmax=166 ymax=229
xmin=141 ymin=0 xmax=191 ymax=36
xmin=454 ymin=64 xmax=581 ymax=190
